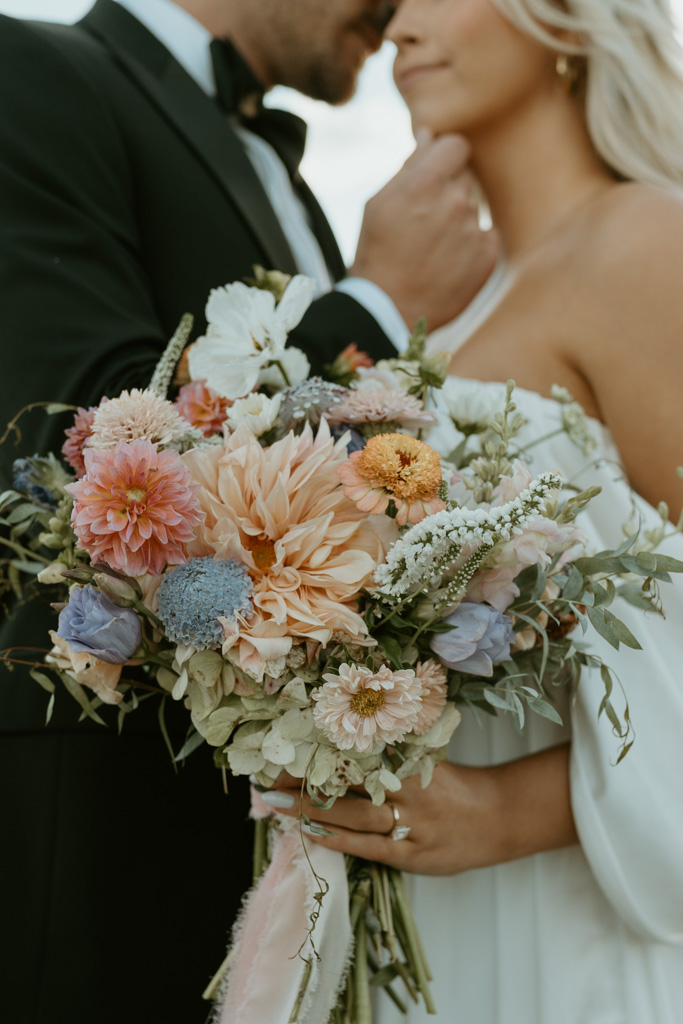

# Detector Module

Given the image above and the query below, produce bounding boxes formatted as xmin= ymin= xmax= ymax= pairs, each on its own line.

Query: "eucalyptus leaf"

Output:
xmin=524 ymin=694 xmax=563 ymax=725
xmin=483 ymin=688 xmax=516 ymax=713
xmin=174 ymin=730 xmax=206 ymax=762
xmin=29 ymin=668 xmax=56 ymax=693
xmin=60 ymin=672 xmax=106 ymax=725
xmin=7 ymin=503 xmax=41 ymax=525
xmin=587 ymin=607 xmax=642 ymax=651
xmin=619 ymin=556 xmax=671 ymax=582
xmin=562 ymin=565 xmax=584 ymax=602
xmin=11 ymin=559 xmax=45 ymax=575
xmin=45 ymin=692 xmax=55 ymax=725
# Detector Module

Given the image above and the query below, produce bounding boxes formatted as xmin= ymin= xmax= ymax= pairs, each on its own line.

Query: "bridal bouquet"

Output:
xmin=3 ymin=270 xmax=682 ymax=1023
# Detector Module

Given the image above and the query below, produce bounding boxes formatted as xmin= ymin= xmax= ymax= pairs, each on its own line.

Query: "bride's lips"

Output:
xmin=396 ymin=64 xmax=446 ymax=89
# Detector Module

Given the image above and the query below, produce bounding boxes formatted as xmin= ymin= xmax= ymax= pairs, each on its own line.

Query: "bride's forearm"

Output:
xmin=486 ymin=742 xmax=579 ymax=866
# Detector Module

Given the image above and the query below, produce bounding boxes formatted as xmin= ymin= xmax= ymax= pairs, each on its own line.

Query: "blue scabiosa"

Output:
xmin=157 ymin=556 xmax=253 ymax=649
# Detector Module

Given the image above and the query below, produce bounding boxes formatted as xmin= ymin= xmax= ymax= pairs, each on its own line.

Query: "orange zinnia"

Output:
xmin=337 ymin=433 xmax=445 ymax=526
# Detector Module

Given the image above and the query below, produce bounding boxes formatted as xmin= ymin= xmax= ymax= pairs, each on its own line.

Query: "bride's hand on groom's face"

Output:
xmin=350 ymin=132 xmax=499 ymax=333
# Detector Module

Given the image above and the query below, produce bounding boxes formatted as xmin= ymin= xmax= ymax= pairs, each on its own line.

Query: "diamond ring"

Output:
xmin=387 ymin=802 xmax=411 ymax=842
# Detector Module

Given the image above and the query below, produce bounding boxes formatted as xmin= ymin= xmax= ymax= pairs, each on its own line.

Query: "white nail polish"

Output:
xmin=260 ymin=790 xmax=296 ymax=809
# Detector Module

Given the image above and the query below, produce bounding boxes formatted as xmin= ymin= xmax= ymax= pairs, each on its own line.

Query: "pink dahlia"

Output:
xmin=66 ymin=439 xmax=203 ymax=576
xmin=174 ymin=380 xmax=231 ymax=438
xmin=327 ymin=389 xmax=436 ymax=429
xmin=312 ymin=663 xmax=422 ymax=753
xmin=412 ymin=659 xmax=448 ymax=735
xmin=62 ymin=404 xmax=100 ymax=476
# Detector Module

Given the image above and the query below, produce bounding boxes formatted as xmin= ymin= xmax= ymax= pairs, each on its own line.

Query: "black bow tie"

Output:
xmin=210 ymin=38 xmax=307 ymax=179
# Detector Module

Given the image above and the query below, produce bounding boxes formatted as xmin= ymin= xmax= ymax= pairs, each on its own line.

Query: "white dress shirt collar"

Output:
xmin=112 ymin=0 xmax=216 ymax=95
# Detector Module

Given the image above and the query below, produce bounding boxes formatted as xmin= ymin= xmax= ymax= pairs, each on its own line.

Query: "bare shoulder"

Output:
xmin=565 ymin=183 xmax=683 ymax=516
xmin=582 ymin=182 xmax=683 ymax=290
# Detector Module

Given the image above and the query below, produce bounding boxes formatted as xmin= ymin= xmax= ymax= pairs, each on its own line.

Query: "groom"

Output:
xmin=0 ymin=1 xmax=495 ymax=1021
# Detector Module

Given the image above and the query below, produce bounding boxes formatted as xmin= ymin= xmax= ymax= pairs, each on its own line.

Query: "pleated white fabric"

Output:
xmin=375 ymin=381 xmax=683 ymax=1024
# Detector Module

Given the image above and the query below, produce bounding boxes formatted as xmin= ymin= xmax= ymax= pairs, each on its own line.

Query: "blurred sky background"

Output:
xmin=2 ymin=0 xmax=683 ymax=262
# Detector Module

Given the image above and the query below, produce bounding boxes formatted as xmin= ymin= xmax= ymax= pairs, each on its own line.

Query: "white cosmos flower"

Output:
xmin=188 ymin=275 xmax=316 ymax=400
xmin=257 ymin=346 xmax=310 ymax=391
xmin=225 ymin=393 xmax=282 ymax=437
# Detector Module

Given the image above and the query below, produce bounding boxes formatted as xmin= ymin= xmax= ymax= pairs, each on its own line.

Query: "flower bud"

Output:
xmin=93 ymin=572 xmax=139 ymax=608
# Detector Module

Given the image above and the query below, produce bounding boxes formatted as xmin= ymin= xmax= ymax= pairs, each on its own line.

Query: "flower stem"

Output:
xmin=353 ymin=907 xmax=372 ymax=1024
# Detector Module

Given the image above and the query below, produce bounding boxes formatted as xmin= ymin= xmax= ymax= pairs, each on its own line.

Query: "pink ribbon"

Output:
xmin=215 ymin=791 xmax=352 ymax=1024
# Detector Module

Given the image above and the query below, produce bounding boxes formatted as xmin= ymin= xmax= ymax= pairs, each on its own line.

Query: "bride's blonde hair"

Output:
xmin=492 ymin=0 xmax=683 ymax=189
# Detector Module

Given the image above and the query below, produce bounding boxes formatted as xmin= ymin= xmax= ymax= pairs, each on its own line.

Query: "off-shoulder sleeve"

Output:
xmin=570 ymin=521 xmax=683 ymax=943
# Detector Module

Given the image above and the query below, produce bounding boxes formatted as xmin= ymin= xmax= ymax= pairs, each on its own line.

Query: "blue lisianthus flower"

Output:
xmin=57 ymin=585 xmax=142 ymax=664
xmin=430 ymin=602 xmax=515 ymax=677
xmin=156 ymin=556 xmax=253 ymax=649
xmin=12 ymin=454 xmax=71 ymax=509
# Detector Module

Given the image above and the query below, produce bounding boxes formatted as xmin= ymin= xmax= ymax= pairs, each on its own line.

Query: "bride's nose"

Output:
xmin=385 ymin=0 xmax=424 ymax=46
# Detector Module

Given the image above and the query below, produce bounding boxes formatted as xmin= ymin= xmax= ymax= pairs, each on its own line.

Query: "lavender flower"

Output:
xmin=57 ymin=586 xmax=142 ymax=664
xmin=156 ymin=557 xmax=253 ymax=649
xmin=430 ymin=602 xmax=515 ymax=677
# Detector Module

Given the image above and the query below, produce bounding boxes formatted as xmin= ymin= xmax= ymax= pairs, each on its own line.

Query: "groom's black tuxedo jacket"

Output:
xmin=0 ymin=3 xmax=394 ymax=1021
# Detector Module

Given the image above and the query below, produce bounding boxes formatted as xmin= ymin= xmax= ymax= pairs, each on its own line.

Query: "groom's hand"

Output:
xmin=351 ymin=132 xmax=499 ymax=331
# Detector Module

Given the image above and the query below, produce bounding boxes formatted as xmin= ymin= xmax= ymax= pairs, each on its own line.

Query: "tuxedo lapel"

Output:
xmin=294 ymin=175 xmax=347 ymax=282
xmin=80 ymin=0 xmax=299 ymax=275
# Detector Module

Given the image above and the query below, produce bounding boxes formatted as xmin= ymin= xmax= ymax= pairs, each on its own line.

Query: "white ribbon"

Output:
xmin=215 ymin=799 xmax=352 ymax=1023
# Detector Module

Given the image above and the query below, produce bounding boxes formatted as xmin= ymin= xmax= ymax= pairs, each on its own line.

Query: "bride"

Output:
xmin=273 ymin=1 xmax=683 ymax=1020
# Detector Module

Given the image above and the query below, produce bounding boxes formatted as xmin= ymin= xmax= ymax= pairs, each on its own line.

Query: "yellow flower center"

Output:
xmin=350 ymin=688 xmax=386 ymax=718
xmin=356 ymin=433 xmax=442 ymax=500
xmin=245 ymin=534 xmax=277 ymax=571
xmin=126 ymin=486 xmax=146 ymax=504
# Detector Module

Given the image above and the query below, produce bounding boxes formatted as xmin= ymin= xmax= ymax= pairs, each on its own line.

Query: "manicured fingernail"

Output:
xmin=260 ymin=790 xmax=296 ymax=809
xmin=300 ymin=822 xmax=320 ymax=837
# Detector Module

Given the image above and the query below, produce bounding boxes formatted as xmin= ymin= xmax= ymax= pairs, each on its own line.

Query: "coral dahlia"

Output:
xmin=67 ymin=439 xmax=203 ymax=576
xmin=174 ymin=380 xmax=231 ymax=437
xmin=338 ymin=433 xmax=445 ymax=526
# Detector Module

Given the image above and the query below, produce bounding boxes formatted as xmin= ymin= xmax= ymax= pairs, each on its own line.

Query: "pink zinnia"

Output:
xmin=413 ymin=659 xmax=448 ymax=735
xmin=67 ymin=439 xmax=203 ymax=576
xmin=62 ymin=404 xmax=99 ymax=476
xmin=174 ymin=380 xmax=231 ymax=438
xmin=312 ymin=663 xmax=422 ymax=753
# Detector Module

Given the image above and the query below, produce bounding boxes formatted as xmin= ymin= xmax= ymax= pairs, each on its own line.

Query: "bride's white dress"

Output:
xmin=376 ymin=271 xmax=683 ymax=1024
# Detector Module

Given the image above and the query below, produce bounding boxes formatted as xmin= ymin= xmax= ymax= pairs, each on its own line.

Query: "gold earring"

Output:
xmin=555 ymin=53 xmax=579 ymax=94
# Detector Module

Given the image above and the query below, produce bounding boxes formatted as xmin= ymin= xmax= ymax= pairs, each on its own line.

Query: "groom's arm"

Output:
xmin=0 ymin=16 xmax=171 ymax=482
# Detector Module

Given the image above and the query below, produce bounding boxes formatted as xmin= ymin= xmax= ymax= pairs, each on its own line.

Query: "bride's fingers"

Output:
xmin=262 ymin=789 xmax=396 ymax=836
xmin=298 ymin=822 xmax=412 ymax=868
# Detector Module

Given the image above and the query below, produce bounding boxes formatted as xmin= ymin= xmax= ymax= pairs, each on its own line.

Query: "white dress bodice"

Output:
xmin=375 ymin=294 xmax=683 ymax=1023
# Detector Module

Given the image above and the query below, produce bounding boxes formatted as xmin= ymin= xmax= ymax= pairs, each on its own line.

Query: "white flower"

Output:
xmin=188 ymin=275 xmax=316 ymax=400
xmin=437 ymin=378 xmax=507 ymax=431
xmin=256 ymin=346 xmax=310 ymax=391
xmin=226 ymin=393 xmax=282 ymax=437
